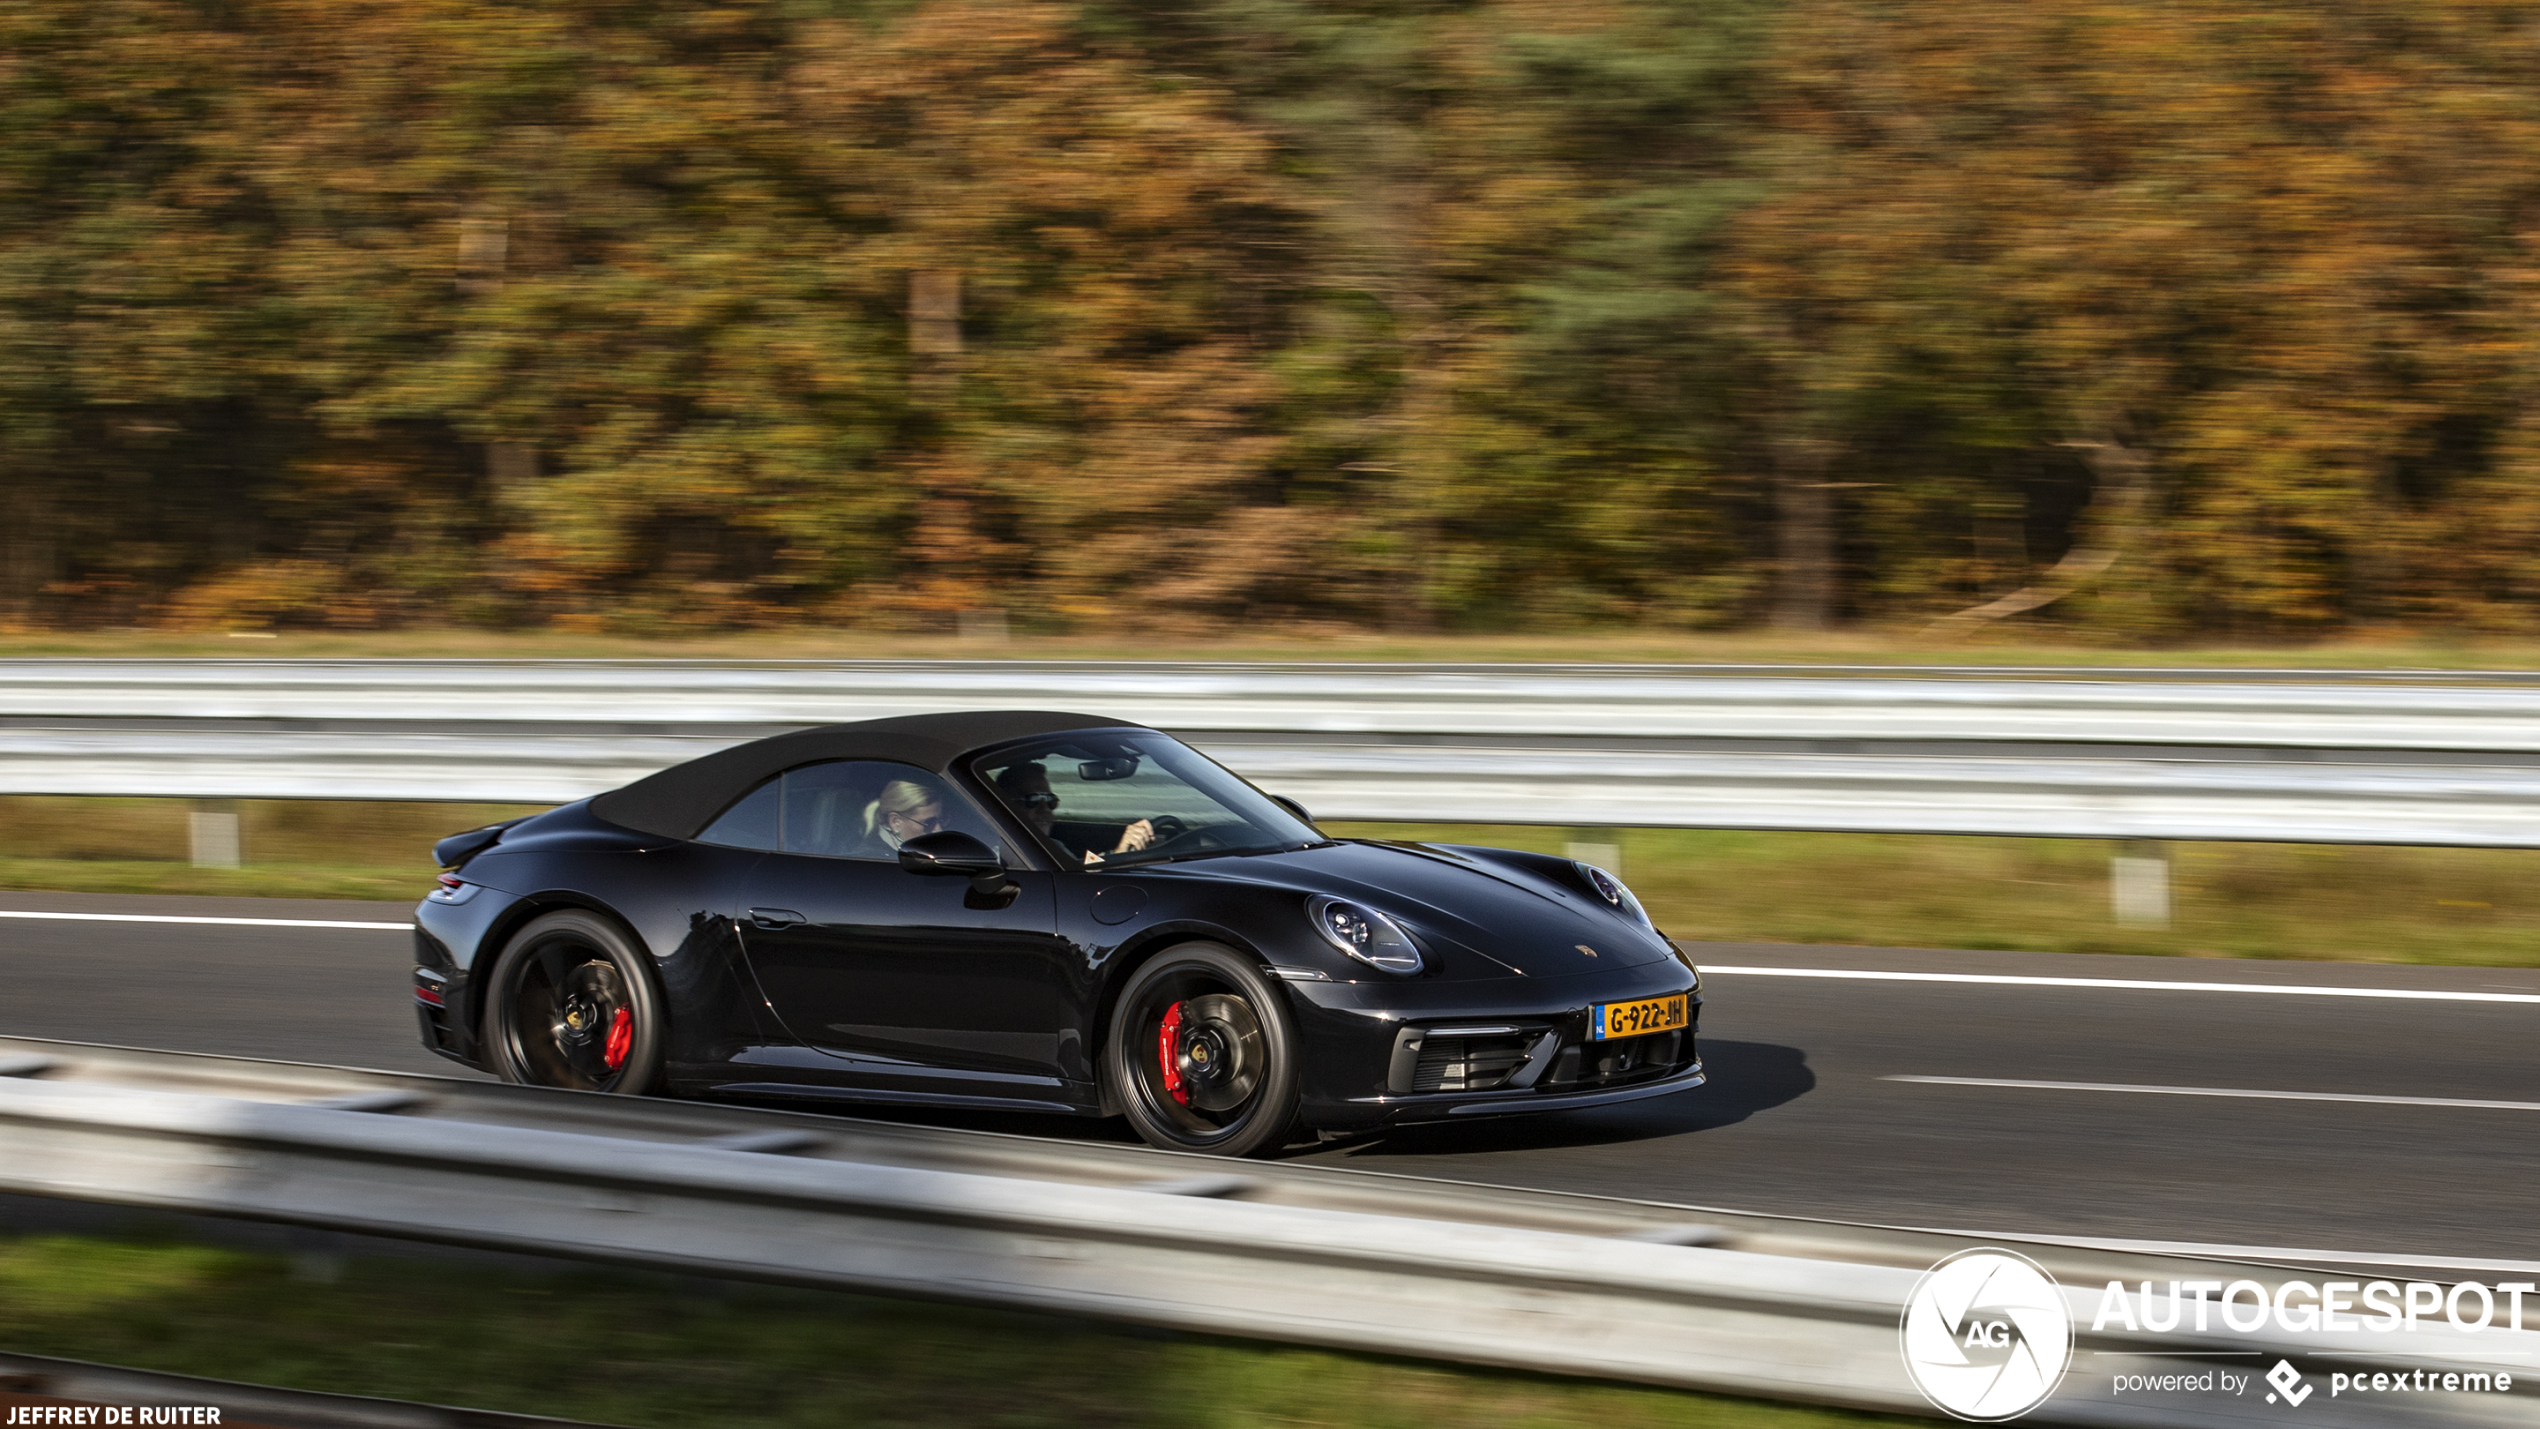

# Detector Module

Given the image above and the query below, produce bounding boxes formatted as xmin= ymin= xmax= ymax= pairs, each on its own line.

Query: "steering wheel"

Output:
xmin=1142 ymin=815 xmax=1190 ymax=847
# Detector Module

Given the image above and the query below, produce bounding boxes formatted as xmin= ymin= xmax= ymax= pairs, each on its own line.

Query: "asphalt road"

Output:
xmin=5 ymin=889 xmax=2535 ymax=1263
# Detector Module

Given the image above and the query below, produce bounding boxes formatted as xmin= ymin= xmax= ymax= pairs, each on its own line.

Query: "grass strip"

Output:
xmin=0 ymin=1229 xmax=1926 ymax=1429
xmin=0 ymin=857 xmax=430 ymax=902
xmin=1330 ymin=824 xmax=2540 ymax=968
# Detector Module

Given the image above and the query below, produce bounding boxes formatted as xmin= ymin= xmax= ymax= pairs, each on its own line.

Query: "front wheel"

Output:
xmin=1106 ymin=943 xmax=1301 ymax=1157
xmin=481 ymin=909 xmax=665 ymax=1095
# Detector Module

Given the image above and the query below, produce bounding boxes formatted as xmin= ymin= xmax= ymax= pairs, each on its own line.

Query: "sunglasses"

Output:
xmin=1016 ymin=793 xmax=1060 ymax=810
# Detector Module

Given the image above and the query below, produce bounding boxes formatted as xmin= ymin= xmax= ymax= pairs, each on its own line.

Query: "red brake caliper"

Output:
xmin=603 ymin=1007 xmax=633 ymax=1071
xmin=1157 ymin=1001 xmax=1187 ymax=1105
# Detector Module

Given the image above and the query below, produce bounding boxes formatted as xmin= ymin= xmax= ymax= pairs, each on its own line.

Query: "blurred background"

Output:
xmin=7 ymin=9 xmax=2540 ymax=1427
xmin=8 ymin=0 xmax=2540 ymax=642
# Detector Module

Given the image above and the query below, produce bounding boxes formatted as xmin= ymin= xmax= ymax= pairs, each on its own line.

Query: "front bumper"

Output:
xmin=1351 ymin=1056 xmax=1707 ymax=1126
xmin=1426 ymin=1060 xmax=1705 ymax=1120
xmin=1286 ymin=961 xmax=1705 ymax=1130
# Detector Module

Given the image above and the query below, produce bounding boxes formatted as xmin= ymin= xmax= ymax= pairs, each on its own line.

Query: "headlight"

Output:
xmin=1575 ymin=861 xmax=1653 ymax=930
xmin=1307 ymin=896 xmax=1424 ymax=975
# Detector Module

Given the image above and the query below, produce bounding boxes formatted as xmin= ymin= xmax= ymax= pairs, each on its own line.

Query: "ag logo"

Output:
xmin=1900 ymin=1248 xmax=2074 ymax=1421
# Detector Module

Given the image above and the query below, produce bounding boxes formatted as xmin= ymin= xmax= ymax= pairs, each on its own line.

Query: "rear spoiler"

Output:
xmin=433 ymin=817 xmax=530 ymax=871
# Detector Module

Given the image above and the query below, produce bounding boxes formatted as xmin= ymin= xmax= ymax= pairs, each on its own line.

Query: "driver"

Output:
xmin=995 ymin=762 xmax=1153 ymax=865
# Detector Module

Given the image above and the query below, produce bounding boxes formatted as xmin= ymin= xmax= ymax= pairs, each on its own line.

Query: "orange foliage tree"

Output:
xmin=1723 ymin=0 xmax=2540 ymax=634
xmin=14 ymin=0 xmax=2540 ymax=638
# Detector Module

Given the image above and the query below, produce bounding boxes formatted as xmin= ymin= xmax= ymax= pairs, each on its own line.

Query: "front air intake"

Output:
xmin=1409 ymin=1033 xmax=1535 ymax=1094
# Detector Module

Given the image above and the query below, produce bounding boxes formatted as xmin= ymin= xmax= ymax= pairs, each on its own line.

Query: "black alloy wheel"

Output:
xmin=1106 ymin=943 xmax=1300 ymax=1157
xmin=482 ymin=910 xmax=664 ymax=1094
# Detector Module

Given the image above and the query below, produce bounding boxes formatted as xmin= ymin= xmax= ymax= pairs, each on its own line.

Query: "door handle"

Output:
xmin=745 ymin=907 xmax=806 ymax=930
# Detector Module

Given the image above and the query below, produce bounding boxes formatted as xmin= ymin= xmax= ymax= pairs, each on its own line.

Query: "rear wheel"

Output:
xmin=481 ymin=910 xmax=664 ymax=1094
xmin=1106 ymin=943 xmax=1300 ymax=1157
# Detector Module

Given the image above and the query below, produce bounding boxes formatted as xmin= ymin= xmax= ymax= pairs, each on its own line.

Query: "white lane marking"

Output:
xmin=0 ymin=910 xmax=411 ymax=931
xmin=1888 ymin=1074 xmax=2540 ymax=1114
xmin=1704 ymin=964 xmax=2540 ymax=1004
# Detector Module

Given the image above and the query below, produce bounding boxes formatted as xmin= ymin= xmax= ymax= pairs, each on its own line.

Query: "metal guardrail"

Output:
xmin=0 ymin=1038 xmax=2533 ymax=1428
xmin=12 ymin=658 xmax=2540 ymax=745
xmin=8 ymin=659 xmax=2540 ymax=842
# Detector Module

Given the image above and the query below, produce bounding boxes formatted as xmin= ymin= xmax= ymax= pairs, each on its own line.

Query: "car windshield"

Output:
xmin=974 ymin=733 xmax=1319 ymax=869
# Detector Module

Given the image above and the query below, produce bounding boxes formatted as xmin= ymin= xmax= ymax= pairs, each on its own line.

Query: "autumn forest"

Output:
xmin=6 ymin=0 xmax=2539 ymax=638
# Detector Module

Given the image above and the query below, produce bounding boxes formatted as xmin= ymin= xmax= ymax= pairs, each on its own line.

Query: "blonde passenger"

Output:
xmin=862 ymin=778 xmax=946 ymax=853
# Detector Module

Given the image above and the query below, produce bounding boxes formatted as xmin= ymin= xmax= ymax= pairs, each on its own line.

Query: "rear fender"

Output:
xmin=449 ymin=892 xmax=666 ymax=1066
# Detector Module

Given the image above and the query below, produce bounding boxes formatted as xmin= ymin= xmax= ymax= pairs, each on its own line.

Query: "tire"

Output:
xmin=1105 ymin=943 xmax=1300 ymax=1157
xmin=481 ymin=910 xmax=665 ymax=1095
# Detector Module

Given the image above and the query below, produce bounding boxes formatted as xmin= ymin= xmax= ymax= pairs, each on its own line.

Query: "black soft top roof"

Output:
xmin=589 ymin=710 xmax=1145 ymax=839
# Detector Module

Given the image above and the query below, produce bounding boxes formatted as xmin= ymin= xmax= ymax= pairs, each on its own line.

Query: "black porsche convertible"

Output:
xmin=413 ymin=711 xmax=1703 ymax=1156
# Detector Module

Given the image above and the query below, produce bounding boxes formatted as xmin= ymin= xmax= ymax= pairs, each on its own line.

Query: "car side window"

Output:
xmin=975 ymin=735 xmax=1310 ymax=867
xmin=697 ymin=777 xmax=782 ymax=851
xmin=700 ymin=760 xmax=1001 ymax=861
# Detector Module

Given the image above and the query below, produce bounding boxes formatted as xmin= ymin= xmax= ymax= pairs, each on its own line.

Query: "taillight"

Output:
xmin=436 ymin=872 xmax=463 ymax=889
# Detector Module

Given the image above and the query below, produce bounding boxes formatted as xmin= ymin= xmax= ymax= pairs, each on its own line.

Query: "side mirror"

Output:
xmin=899 ymin=831 xmax=1018 ymax=907
xmin=1269 ymin=794 xmax=1316 ymax=827
xmin=899 ymin=831 xmax=1004 ymax=878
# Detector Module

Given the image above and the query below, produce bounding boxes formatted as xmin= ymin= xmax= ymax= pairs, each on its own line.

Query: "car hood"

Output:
xmin=1150 ymin=839 xmax=1677 ymax=979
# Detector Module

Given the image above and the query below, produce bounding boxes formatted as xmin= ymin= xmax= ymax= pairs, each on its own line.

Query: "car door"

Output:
xmin=718 ymin=760 xmax=1075 ymax=1098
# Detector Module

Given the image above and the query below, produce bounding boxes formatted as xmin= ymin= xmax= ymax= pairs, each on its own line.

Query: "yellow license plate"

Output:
xmin=1590 ymin=993 xmax=1688 ymax=1041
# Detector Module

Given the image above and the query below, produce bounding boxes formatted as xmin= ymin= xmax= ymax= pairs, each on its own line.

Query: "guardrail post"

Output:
xmin=188 ymin=799 xmax=243 ymax=869
xmin=2111 ymin=839 xmax=2170 ymax=928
